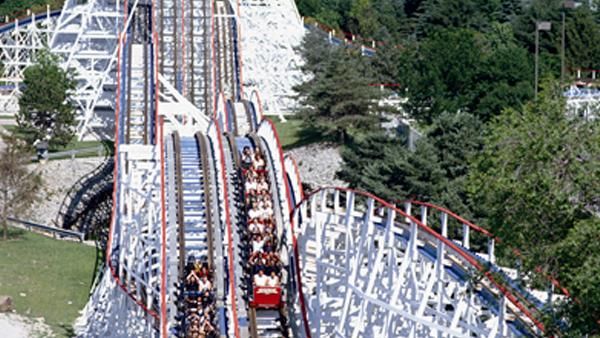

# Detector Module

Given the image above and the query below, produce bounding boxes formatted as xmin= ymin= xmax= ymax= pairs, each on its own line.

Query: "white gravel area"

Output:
xmin=285 ymin=143 xmax=347 ymax=188
xmin=26 ymin=157 xmax=105 ymax=226
xmin=0 ymin=312 xmax=54 ymax=338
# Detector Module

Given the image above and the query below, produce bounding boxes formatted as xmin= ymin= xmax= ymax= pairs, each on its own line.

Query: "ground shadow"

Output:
xmin=284 ymin=123 xmax=335 ymax=149
xmin=58 ymin=323 xmax=76 ymax=337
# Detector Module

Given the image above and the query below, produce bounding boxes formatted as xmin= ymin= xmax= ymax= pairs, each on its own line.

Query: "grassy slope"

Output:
xmin=0 ymin=227 xmax=97 ymax=337
xmin=271 ymin=117 xmax=324 ymax=149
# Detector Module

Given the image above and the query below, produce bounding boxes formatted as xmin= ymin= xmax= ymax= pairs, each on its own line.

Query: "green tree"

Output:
xmin=499 ymin=0 xmax=523 ymax=23
xmin=512 ymin=0 xmax=563 ymax=77
xmin=399 ymin=29 xmax=483 ymax=123
xmin=348 ymin=0 xmax=379 ymax=37
xmin=294 ymin=30 xmax=385 ymax=142
xmin=475 ymin=23 xmax=534 ymax=121
xmin=369 ymin=40 xmax=403 ymax=86
xmin=339 ymin=111 xmax=482 ymax=218
xmin=371 ymin=0 xmax=406 ymax=40
xmin=17 ymin=49 xmax=77 ymax=149
xmin=513 ymin=1 xmax=600 ymax=76
xmin=468 ymin=83 xmax=600 ymax=276
xmin=416 ymin=0 xmax=502 ymax=37
xmin=0 ymin=134 xmax=42 ymax=240
xmin=296 ymin=0 xmax=320 ymax=17
xmin=553 ymin=218 xmax=600 ymax=336
xmin=339 ymin=132 xmax=446 ymax=202
xmin=564 ymin=5 xmax=600 ymax=70
xmin=400 ymin=27 xmax=533 ymax=123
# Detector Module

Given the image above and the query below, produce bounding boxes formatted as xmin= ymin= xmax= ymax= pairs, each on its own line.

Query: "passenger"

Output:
xmin=263 ymin=239 xmax=274 ymax=254
xmin=197 ymin=275 xmax=212 ymax=292
xmin=261 ymin=202 xmax=274 ymax=221
xmin=188 ymin=318 xmax=200 ymax=336
xmin=202 ymin=306 xmax=214 ymax=320
xmin=199 ymin=318 xmax=215 ymax=337
xmin=197 ymin=265 xmax=209 ymax=279
xmin=268 ymin=253 xmax=282 ymax=271
xmin=253 ymin=269 xmax=268 ymax=287
xmin=247 ymin=202 xmax=261 ymax=220
xmin=188 ymin=312 xmax=201 ymax=322
xmin=248 ymin=219 xmax=264 ymax=234
xmin=241 ymin=146 xmax=253 ymax=169
xmin=244 ymin=176 xmax=257 ymax=195
xmin=267 ymin=271 xmax=280 ymax=287
xmin=200 ymin=290 xmax=213 ymax=307
xmin=253 ymin=151 xmax=266 ymax=171
xmin=186 ymin=269 xmax=201 ymax=286
xmin=252 ymin=234 xmax=264 ymax=253
xmin=256 ymin=177 xmax=269 ymax=193
xmin=263 ymin=222 xmax=274 ymax=236
xmin=186 ymin=297 xmax=199 ymax=313
xmin=248 ymin=249 xmax=263 ymax=265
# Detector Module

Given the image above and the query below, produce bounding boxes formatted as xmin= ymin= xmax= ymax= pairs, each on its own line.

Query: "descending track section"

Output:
xmin=232 ymin=135 xmax=289 ymax=338
xmin=75 ymin=8 xmax=165 ymax=334
xmin=67 ymin=0 xmax=567 ymax=335
xmin=286 ymin=187 xmax=551 ymax=337
xmin=169 ymin=132 xmax=219 ymax=337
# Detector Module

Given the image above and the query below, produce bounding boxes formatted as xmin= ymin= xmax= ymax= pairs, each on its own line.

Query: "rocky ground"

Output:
xmin=0 ymin=312 xmax=54 ymax=338
xmin=285 ymin=143 xmax=347 ymax=189
xmin=26 ymin=157 xmax=105 ymax=226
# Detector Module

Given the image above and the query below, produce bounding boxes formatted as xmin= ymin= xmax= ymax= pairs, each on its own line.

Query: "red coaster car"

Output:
xmin=251 ymin=286 xmax=282 ymax=309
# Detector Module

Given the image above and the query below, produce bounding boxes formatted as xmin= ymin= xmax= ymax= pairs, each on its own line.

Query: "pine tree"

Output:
xmin=294 ymin=30 xmax=384 ymax=142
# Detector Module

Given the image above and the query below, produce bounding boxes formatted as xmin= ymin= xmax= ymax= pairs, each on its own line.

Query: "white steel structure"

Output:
xmin=0 ymin=1 xmax=565 ymax=337
xmin=565 ymin=86 xmax=600 ymax=120
xmin=50 ymin=0 xmax=131 ymax=138
xmin=238 ymin=0 xmax=305 ymax=119
xmin=75 ymin=144 xmax=164 ymax=337
xmin=0 ymin=8 xmax=59 ymax=117
xmin=288 ymin=188 xmax=549 ymax=338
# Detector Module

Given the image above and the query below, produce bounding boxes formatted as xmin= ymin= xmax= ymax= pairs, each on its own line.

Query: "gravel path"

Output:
xmin=285 ymin=143 xmax=347 ymax=188
xmin=27 ymin=157 xmax=105 ymax=226
xmin=0 ymin=313 xmax=54 ymax=338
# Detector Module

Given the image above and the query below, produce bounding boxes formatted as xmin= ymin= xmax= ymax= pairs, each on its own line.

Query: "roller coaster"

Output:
xmin=0 ymin=0 xmax=578 ymax=337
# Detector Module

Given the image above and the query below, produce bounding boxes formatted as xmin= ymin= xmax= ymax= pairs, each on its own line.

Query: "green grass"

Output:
xmin=2 ymin=124 xmax=110 ymax=159
xmin=0 ymin=0 xmax=64 ymax=21
xmin=0 ymin=227 xmax=97 ymax=337
xmin=270 ymin=117 xmax=325 ymax=149
xmin=54 ymin=140 xmax=104 ymax=153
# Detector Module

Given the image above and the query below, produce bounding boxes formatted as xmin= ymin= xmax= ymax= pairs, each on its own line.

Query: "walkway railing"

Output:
xmin=31 ymin=145 xmax=107 ymax=161
xmin=9 ymin=217 xmax=85 ymax=241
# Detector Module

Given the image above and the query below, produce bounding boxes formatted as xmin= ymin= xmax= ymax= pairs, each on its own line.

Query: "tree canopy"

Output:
xmin=294 ymin=30 xmax=387 ymax=142
xmin=294 ymin=0 xmax=600 ymax=334
xmin=17 ymin=49 xmax=77 ymax=150
xmin=467 ymin=86 xmax=600 ymax=335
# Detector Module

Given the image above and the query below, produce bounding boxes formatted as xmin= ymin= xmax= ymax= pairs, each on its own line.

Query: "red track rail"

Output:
xmin=290 ymin=186 xmax=547 ymax=336
xmin=106 ymin=26 xmax=161 ymax=323
xmin=257 ymin=118 xmax=312 ymax=337
xmin=407 ymin=200 xmax=572 ymax=299
xmin=212 ymin=1 xmax=240 ymax=333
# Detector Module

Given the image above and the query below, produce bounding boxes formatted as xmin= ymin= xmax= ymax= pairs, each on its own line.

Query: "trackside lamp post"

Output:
xmin=535 ymin=21 xmax=552 ymax=99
